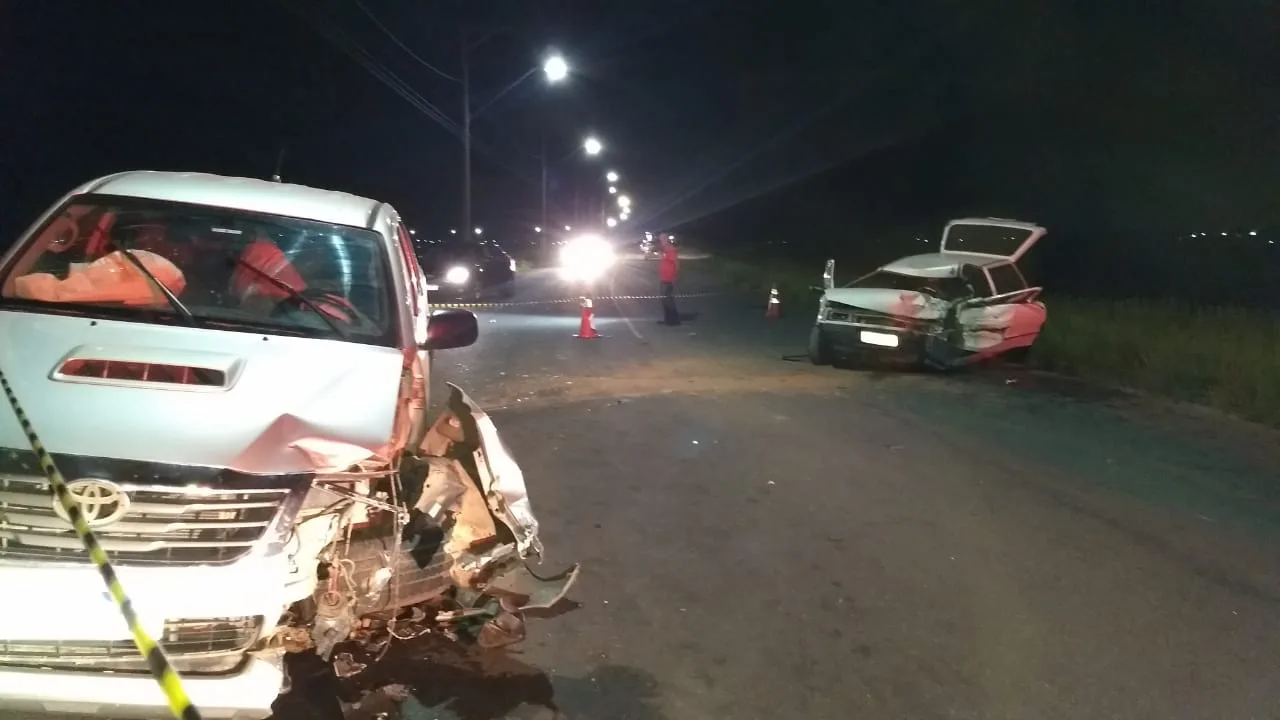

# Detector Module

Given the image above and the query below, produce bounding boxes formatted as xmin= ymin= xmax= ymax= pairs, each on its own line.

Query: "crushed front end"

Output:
xmin=0 ymin=383 xmax=578 ymax=719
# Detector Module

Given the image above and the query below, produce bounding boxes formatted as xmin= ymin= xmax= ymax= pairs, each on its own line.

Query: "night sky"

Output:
xmin=2 ymin=0 xmax=1277 ymax=287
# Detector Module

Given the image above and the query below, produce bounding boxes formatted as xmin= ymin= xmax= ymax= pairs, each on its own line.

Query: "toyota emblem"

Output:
xmin=51 ymin=479 xmax=131 ymax=528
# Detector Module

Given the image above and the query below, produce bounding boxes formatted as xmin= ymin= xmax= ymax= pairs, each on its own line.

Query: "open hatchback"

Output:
xmin=810 ymin=217 xmax=1048 ymax=369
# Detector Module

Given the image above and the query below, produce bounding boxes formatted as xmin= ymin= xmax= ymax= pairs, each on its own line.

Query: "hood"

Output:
xmin=0 ymin=311 xmax=404 ymax=475
xmin=822 ymin=288 xmax=948 ymax=320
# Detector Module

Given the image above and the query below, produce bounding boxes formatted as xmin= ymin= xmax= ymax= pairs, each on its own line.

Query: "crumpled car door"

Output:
xmin=955 ymin=287 xmax=1046 ymax=358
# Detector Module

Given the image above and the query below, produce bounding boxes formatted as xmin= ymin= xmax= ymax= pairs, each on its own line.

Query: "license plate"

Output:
xmin=859 ymin=330 xmax=900 ymax=348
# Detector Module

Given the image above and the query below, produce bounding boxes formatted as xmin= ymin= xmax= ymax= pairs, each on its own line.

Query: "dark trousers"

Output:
xmin=660 ymin=281 xmax=680 ymax=325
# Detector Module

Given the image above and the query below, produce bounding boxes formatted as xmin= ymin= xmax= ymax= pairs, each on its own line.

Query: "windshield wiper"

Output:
xmin=228 ymin=258 xmax=349 ymax=340
xmin=105 ymin=243 xmax=198 ymax=326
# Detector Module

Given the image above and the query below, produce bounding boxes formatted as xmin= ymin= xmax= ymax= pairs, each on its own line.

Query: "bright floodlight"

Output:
xmin=617 ymin=194 xmax=631 ymax=208
xmin=559 ymin=233 xmax=617 ymax=282
xmin=543 ymin=55 xmax=569 ymax=83
xmin=606 ymin=171 xmax=619 ymax=183
xmin=583 ymin=136 xmax=603 ymax=155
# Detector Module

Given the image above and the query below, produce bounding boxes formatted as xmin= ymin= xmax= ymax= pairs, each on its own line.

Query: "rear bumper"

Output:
xmin=0 ymin=654 xmax=283 ymax=719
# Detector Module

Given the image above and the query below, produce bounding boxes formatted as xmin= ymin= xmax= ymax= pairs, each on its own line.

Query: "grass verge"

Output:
xmin=715 ymin=256 xmax=1280 ymax=428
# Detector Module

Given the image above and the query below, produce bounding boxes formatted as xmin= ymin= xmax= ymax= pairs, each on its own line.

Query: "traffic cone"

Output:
xmin=575 ymin=297 xmax=601 ymax=339
xmin=766 ymin=285 xmax=781 ymax=319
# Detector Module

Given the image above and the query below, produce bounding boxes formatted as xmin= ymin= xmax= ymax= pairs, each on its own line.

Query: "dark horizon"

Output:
xmin=2 ymin=0 xmax=1276 ymax=302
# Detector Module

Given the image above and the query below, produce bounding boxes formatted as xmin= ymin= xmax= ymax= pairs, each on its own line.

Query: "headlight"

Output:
xmin=559 ymin=235 xmax=616 ymax=281
xmin=509 ymin=258 xmax=517 ymax=272
xmin=444 ymin=266 xmax=470 ymax=285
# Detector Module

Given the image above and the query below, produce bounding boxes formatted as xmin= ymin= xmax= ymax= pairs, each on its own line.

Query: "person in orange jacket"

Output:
xmin=658 ymin=233 xmax=680 ymax=325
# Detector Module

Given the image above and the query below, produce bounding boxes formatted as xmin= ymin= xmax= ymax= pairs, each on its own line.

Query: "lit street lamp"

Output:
xmin=543 ymin=55 xmax=569 ymax=82
xmin=534 ymin=226 xmax=543 ymax=233
xmin=462 ymin=34 xmax=570 ymax=247
xmin=606 ymin=217 xmax=618 ymax=228
xmin=617 ymin=194 xmax=631 ymax=208
xmin=606 ymin=171 xmax=619 ymax=183
xmin=474 ymin=227 xmax=484 ymax=236
xmin=608 ymin=185 xmax=617 ymax=195
xmin=583 ymin=136 xmax=603 ymax=156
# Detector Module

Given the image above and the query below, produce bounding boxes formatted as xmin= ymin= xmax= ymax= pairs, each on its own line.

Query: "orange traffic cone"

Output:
xmin=575 ymin=297 xmax=601 ymax=339
xmin=766 ymin=285 xmax=781 ymax=319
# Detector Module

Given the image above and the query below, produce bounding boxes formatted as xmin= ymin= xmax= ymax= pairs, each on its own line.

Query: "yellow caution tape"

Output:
xmin=433 ymin=292 xmax=721 ymax=310
xmin=0 ymin=369 xmax=202 ymax=720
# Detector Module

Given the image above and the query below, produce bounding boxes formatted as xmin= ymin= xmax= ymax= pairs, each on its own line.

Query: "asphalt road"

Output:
xmin=346 ymin=258 xmax=1280 ymax=720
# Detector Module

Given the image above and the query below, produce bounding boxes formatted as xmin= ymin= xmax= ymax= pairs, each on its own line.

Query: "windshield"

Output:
xmin=942 ymin=223 xmax=1034 ymax=257
xmin=419 ymin=241 xmax=481 ymax=271
xmin=845 ymin=270 xmax=970 ymax=298
xmin=0 ymin=194 xmax=396 ymax=345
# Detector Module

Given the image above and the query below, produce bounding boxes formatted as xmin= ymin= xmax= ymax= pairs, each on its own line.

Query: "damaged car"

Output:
xmin=0 ymin=171 xmax=580 ymax=719
xmin=810 ymin=217 xmax=1047 ymax=369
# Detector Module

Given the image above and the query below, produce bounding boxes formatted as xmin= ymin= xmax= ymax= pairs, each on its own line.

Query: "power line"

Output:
xmin=351 ymin=0 xmax=462 ymax=83
xmin=277 ymin=0 xmax=543 ymax=187
xmin=278 ymin=0 xmax=462 ymax=139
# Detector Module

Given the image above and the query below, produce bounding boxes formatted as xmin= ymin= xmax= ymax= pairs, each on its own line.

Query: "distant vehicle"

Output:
xmin=810 ymin=217 xmax=1048 ymax=369
xmin=420 ymin=238 xmax=516 ymax=300
xmin=639 ymin=232 xmax=659 ymax=259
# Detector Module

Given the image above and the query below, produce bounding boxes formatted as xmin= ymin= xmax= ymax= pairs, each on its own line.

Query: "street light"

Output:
xmin=564 ymin=225 xmax=572 ymax=231
xmin=606 ymin=217 xmax=618 ymax=228
xmin=462 ymin=34 xmax=570 ymax=246
xmin=583 ymin=136 xmax=603 ymax=155
xmin=606 ymin=171 xmax=619 ymax=183
xmin=543 ymin=54 xmax=569 ymax=83
xmin=617 ymin=194 xmax=631 ymax=208
xmin=608 ymin=185 xmax=617 ymax=195
xmin=534 ymin=226 xmax=543 ymax=233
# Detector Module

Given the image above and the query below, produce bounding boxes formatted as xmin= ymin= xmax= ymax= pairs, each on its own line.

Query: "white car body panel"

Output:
xmin=0 ymin=312 xmax=404 ymax=475
xmin=816 ymin=217 xmax=1048 ymax=365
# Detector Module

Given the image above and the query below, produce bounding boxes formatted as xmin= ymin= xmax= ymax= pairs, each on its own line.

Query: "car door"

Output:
xmin=956 ymin=261 xmax=1046 ymax=356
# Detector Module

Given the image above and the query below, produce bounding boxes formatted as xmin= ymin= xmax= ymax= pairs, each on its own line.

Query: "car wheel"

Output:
xmin=808 ymin=325 xmax=832 ymax=365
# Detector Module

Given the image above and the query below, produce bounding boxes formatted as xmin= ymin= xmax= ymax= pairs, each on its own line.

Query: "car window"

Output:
xmin=958 ymin=264 xmax=993 ymax=298
xmin=421 ymin=241 xmax=479 ymax=269
xmin=846 ymin=270 xmax=968 ymax=299
xmin=0 ymin=194 xmax=397 ymax=345
xmin=986 ymin=263 xmax=1027 ymax=295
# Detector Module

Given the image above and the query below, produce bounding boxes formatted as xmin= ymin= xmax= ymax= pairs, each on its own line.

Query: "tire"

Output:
xmin=808 ymin=325 xmax=832 ymax=365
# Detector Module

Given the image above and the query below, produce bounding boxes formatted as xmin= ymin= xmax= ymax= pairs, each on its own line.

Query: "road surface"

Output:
xmin=344 ymin=258 xmax=1280 ymax=720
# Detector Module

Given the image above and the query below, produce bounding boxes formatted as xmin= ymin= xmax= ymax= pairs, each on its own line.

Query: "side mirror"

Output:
xmin=822 ymin=259 xmax=835 ymax=290
xmin=422 ymin=308 xmax=478 ymax=351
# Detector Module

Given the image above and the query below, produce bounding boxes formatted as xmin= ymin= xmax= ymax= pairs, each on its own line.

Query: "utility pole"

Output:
xmin=461 ymin=31 xmax=472 ymax=239
xmin=540 ymin=130 xmax=549 ymax=250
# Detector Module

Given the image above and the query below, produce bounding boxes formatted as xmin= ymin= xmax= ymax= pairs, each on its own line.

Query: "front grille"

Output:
xmin=0 ymin=475 xmax=288 ymax=565
xmin=0 ymin=616 xmax=262 ymax=674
